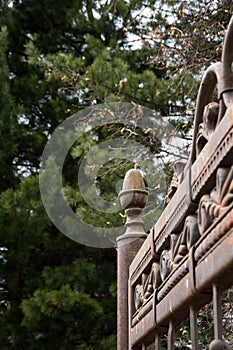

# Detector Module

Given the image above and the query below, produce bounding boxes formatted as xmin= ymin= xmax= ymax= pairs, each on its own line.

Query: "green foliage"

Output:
xmin=0 ymin=176 xmax=117 ymax=348
xmin=21 ymin=286 xmax=104 ymax=348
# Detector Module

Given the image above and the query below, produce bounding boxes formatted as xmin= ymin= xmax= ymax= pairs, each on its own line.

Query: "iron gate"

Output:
xmin=117 ymin=15 xmax=233 ymax=350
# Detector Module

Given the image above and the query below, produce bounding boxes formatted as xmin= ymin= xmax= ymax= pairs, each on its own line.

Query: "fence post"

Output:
xmin=117 ymin=169 xmax=148 ymax=350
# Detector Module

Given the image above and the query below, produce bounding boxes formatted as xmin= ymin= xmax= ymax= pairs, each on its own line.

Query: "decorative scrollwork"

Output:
xmin=134 ymin=262 xmax=161 ymax=311
xmin=196 ymin=102 xmax=219 ymax=157
xmin=133 ymin=214 xmax=201 ymax=310
xmin=198 ymin=167 xmax=233 ymax=235
xmin=158 ymin=215 xmax=200 ymax=281
xmin=173 ymin=215 xmax=200 ymax=266
xmin=160 ymin=250 xmax=173 ymax=281
xmin=133 ymin=166 xmax=233 ymax=309
xmin=134 ymin=284 xmax=143 ymax=310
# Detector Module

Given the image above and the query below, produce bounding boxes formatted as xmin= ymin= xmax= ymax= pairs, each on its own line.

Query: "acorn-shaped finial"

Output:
xmin=209 ymin=340 xmax=229 ymax=350
xmin=118 ymin=169 xmax=148 ymax=236
xmin=119 ymin=169 xmax=148 ymax=210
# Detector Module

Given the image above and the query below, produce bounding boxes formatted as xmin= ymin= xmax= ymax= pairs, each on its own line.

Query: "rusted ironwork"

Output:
xmin=117 ymin=15 xmax=233 ymax=350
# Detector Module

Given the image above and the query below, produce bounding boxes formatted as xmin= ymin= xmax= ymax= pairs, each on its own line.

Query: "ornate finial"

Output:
xmin=209 ymin=339 xmax=229 ymax=350
xmin=119 ymin=169 xmax=148 ymax=235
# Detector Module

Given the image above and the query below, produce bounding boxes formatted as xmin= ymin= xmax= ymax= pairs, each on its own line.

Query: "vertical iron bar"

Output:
xmin=155 ymin=334 xmax=161 ymax=350
xmin=212 ymin=284 xmax=223 ymax=340
xmin=167 ymin=319 xmax=175 ymax=350
xmin=190 ymin=306 xmax=199 ymax=350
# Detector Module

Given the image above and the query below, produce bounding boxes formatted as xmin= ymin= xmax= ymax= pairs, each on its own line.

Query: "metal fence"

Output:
xmin=117 ymin=15 xmax=233 ymax=350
